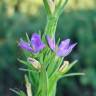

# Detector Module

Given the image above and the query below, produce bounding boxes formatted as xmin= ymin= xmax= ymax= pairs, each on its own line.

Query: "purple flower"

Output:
xmin=46 ymin=36 xmax=55 ymax=51
xmin=46 ymin=36 xmax=77 ymax=57
xmin=19 ymin=33 xmax=45 ymax=53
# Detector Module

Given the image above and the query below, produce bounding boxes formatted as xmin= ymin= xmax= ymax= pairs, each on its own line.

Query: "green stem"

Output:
xmin=48 ymin=74 xmax=59 ymax=96
xmin=48 ymin=83 xmax=57 ymax=96
xmin=44 ymin=16 xmax=58 ymax=38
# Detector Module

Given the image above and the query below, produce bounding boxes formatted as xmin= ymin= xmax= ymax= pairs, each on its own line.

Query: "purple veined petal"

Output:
xmin=37 ymin=42 xmax=45 ymax=51
xmin=31 ymin=33 xmax=45 ymax=53
xmin=32 ymin=41 xmax=45 ymax=53
xmin=70 ymin=43 xmax=77 ymax=49
xmin=31 ymin=33 xmax=41 ymax=48
xmin=46 ymin=36 xmax=55 ymax=51
xmin=59 ymin=39 xmax=70 ymax=50
xmin=57 ymin=49 xmax=71 ymax=57
xmin=57 ymin=43 xmax=77 ymax=57
xmin=19 ymin=38 xmax=33 ymax=52
xmin=31 ymin=33 xmax=41 ymax=43
xmin=67 ymin=43 xmax=77 ymax=54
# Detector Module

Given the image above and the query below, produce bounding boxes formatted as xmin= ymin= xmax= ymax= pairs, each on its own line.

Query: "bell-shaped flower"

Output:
xmin=19 ymin=33 xmax=45 ymax=53
xmin=46 ymin=36 xmax=77 ymax=57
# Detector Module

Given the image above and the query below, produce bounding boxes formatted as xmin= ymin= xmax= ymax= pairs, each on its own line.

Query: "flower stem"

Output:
xmin=44 ymin=16 xmax=58 ymax=38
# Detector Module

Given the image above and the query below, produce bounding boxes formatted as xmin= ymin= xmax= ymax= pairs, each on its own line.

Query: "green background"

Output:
xmin=0 ymin=0 xmax=96 ymax=96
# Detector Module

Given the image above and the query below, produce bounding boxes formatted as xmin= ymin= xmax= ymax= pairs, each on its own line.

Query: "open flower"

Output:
xmin=46 ymin=36 xmax=77 ymax=57
xmin=19 ymin=33 xmax=45 ymax=53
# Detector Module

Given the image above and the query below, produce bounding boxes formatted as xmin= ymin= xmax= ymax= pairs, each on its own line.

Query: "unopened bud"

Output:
xmin=27 ymin=57 xmax=41 ymax=70
xmin=48 ymin=0 xmax=55 ymax=14
xmin=59 ymin=61 xmax=69 ymax=73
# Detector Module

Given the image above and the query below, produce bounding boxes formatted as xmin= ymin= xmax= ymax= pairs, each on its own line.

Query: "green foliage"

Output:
xmin=10 ymin=89 xmax=26 ymax=96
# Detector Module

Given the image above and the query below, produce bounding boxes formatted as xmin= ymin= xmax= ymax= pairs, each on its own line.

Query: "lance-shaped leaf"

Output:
xmin=55 ymin=0 xmax=68 ymax=16
xmin=10 ymin=89 xmax=26 ymax=96
xmin=63 ymin=73 xmax=85 ymax=78
xmin=43 ymin=0 xmax=52 ymax=16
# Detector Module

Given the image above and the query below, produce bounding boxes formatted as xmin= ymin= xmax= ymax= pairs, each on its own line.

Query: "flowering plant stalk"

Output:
xmin=12 ymin=0 xmax=84 ymax=96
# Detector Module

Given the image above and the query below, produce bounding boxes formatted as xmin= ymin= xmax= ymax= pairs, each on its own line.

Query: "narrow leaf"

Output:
xmin=63 ymin=73 xmax=85 ymax=78
xmin=43 ymin=0 xmax=52 ymax=16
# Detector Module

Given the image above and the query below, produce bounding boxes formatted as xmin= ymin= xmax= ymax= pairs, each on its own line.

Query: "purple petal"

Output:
xmin=67 ymin=43 xmax=77 ymax=53
xmin=69 ymin=43 xmax=77 ymax=49
xmin=57 ymin=43 xmax=77 ymax=57
xmin=31 ymin=33 xmax=41 ymax=42
xmin=31 ymin=33 xmax=45 ymax=53
xmin=59 ymin=39 xmax=70 ymax=50
xmin=19 ymin=39 xmax=33 ymax=51
xmin=46 ymin=36 xmax=55 ymax=51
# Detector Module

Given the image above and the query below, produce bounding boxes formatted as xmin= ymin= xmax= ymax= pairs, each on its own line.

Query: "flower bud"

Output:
xmin=59 ymin=61 xmax=69 ymax=73
xmin=27 ymin=57 xmax=41 ymax=70
xmin=48 ymin=0 xmax=55 ymax=14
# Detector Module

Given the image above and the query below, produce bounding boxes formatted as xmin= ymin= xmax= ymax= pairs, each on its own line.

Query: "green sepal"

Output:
xmin=26 ymin=33 xmax=30 ymax=43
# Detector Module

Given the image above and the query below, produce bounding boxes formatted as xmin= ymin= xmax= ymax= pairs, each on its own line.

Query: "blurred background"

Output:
xmin=0 ymin=0 xmax=96 ymax=96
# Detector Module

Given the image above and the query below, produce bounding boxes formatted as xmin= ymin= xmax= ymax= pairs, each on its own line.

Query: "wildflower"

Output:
xmin=19 ymin=33 xmax=45 ymax=53
xmin=46 ymin=36 xmax=77 ymax=57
